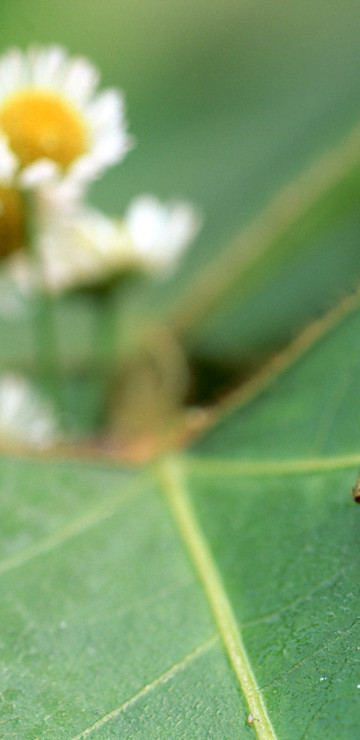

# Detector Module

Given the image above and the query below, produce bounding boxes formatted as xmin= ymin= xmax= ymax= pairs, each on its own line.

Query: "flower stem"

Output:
xmin=24 ymin=191 xmax=65 ymax=417
xmin=91 ymin=281 xmax=121 ymax=426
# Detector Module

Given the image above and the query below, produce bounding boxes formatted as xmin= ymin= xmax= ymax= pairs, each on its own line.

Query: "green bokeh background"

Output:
xmin=4 ymin=1 xmax=360 ymax=239
xmin=3 ymin=1 xmax=360 ymax=368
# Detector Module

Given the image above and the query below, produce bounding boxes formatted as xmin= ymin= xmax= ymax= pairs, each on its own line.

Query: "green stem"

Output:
xmin=91 ymin=281 xmax=120 ymax=425
xmin=24 ymin=191 xmax=65 ymax=415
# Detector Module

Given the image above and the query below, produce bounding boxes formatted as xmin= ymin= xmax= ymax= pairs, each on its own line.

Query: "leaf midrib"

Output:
xmin=157 ymin=456 xmax=278 ymax=740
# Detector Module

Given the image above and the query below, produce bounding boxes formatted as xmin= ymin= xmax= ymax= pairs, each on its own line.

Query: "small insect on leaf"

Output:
xmin=351 ymin=473 xmax=360 ymax=503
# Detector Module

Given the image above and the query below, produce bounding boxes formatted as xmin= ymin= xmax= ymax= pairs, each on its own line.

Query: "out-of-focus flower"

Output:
xmin=34 ymin=207 xmax=133 ymax=292
xmin=2 ymin=194 xmax=201 ymax=293
xmin=0 ymin=45 xmax=200 ymax=291
xmin=124 ymin=195 xmax=201 ymax=274
xmin=0 ymin=172 xmax=80 ymax=262
xmin=0 ymin=45 xmax=131 ymax=191
xmin=0 ymin=374 xmax=60 ymax=449
xmin=2 ymin=204 xmax=130 ymax=293
xmin=47 ymin=195 xmax=202 ymax=289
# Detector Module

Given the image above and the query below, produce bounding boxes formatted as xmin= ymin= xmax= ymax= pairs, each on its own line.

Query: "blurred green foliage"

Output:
xmin=2 ymin=0 xmax=360 ymax=404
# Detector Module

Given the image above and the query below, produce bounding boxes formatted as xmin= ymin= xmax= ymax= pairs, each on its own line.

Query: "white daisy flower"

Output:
xmin=36 ymin=207 xmax=132 ymax=292
xmin=5 ymin=205 xmax=131 ymax=293
xmin=0 ymin=45 xmax=131 ymax=191
xmin=0 ymin=373 xmax=60 ymax=449
xmin=124 ymin=195 xmax=201 ymax=274
xmin=2 ymin=192 xmax=201 ymax=294
xmin=0 ymin=173 xmax=79 ymax=262
xmin=37 ymin=195 xmax=202 ymax=289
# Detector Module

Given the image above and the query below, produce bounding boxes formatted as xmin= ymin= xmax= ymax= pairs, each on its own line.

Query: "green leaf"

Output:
xmin=0 ymin=459 xmax=250 ymax=738
xmin=2 ymin=291 xmax=360 ymax=737
xmin=167 ymin=125 xmax=360 ymax=363
xmin=2 ymin=5 xmax=360 ymax=733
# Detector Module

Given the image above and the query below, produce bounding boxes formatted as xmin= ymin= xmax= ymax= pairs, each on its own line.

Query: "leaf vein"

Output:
xmin=242 ymin=567 xmax=346 ymax=628
xmin=185 ymin=453 xmax=360 ymax=477
xmin=0 ymin=480 xmax=144 ymax=578
xmin=70 ymin=635 xmax=218 ymax=739
xmin=157 ymin=456 xmax=277 ymax=740
xmin=260 ymin=617 xmax=360 ymax=690
xmin=168 ymin=122 xmax=360 ymax=334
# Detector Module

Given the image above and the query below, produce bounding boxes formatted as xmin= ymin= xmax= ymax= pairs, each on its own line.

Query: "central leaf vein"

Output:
xmin=157 ymin=456 xmax=278 ymax=740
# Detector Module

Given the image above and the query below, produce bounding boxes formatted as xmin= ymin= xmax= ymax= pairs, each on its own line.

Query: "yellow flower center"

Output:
xmin=0 ymin=89 xmax=88 ymax=169
xmin=0 ymin=186 xmax=25 ymax=258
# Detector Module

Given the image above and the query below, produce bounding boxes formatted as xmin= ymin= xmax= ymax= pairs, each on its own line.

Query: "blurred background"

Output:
xmin=2 ymin=0 xmax=360 ymax=443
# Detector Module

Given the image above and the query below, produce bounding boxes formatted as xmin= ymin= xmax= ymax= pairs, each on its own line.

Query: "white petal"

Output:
xmin=61 ymin=58 xmax=99 ymax=105
xmin=0 ymin=136 xmax=18 ymax=183
xmin=69 ymin=130 xmax=130 ymax=184
xmin=29 ymin=45 xmax=67 ymax=87
xmin=19 ymin=159 xmax=60 ymax=188
xmin=88 ymin=89 xmax=124 ymax=128
xmin=37 ymin=206 xmax=132 ymax=292
xmin=125 ymin=196 xmax=202 ymax=273
xmin=0 ymin=374 xmax=60 ymax=449
xmin=0 ymin=49 xmax=27 ymax=97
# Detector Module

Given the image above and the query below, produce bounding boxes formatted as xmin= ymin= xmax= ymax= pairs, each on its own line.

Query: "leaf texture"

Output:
xmin=1 ymin=293 xmax=360 ymax=737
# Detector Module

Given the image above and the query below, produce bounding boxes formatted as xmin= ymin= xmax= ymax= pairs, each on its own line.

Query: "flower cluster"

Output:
xmin=0 ymin=45 xmax=201 ymax=289
xmin=0 ymin=45 xmax=201 ymax=449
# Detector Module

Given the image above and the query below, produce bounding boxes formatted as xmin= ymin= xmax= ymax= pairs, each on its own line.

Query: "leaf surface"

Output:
xmin=0 ymin=459 xmax=249 ymax=738
xmin=2 ymin=292 xmax=360 ymax=737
